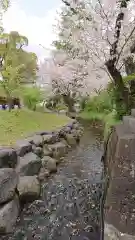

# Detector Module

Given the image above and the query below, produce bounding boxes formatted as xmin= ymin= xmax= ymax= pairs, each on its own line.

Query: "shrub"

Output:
xmin=84 ymin=90 xmax=113 ymax=114
xmin=22 ymin=86 xmax=42 ymax=111
xmin=123 ymin=73 xmax=135 ymax=84
xmin=80 ymin=88 xmax=120 ymax=138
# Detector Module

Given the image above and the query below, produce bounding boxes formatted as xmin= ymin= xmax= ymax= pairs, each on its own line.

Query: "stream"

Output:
xmin=2 ymin=121 xmax=103 ymax=240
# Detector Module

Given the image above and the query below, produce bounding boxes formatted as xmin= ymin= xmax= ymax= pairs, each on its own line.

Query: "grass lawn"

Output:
xmin=0 ymin=109 xmax=71 ymax=146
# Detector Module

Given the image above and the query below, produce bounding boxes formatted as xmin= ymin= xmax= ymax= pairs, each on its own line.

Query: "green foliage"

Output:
xmin=79 ymin=96 xmax=89 ymax=111
xmin=0 ymin=31 xmax=38 ymax=100
xmin=112 ymin=86 xmax=129 ymax=118
xmin=106 ymin=81 xmax=129 ymax=118
xmin=82 ymin=85 xmax=127 ymax=120
xmin=0 ymin=0 xmax=10 ymax=33
xmin=84 ymin=90 xmax=113 ymax=114
xmin=45 ymin=94 xmax=61 ymax=110
xmin=122 ymin=73 xmax=135 ymax=84
xmin=80 ymin=110 xmax=120 ymax=139
xmin=17 ymin=51 xmax=38 ymax=83
xmin=80 ymin=88 xmax=121 ymax=138
xmin=0 ymin=0 xmax=10 ymax=11
xmin=103 ymin=112 xmax=121 ymax=139
xmin=22 ymin=86 xmax=43 ymax=111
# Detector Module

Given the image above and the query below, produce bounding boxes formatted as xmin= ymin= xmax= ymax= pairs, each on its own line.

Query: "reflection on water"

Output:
xmin=2 ymin=122 xmax=103 ymax=240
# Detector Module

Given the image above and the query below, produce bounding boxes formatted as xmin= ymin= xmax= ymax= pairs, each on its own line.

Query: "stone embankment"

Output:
xmin=102 ymin=109 xmax=135 ymax=240
xmin=0 ymin=120 xmax=83 ymax=234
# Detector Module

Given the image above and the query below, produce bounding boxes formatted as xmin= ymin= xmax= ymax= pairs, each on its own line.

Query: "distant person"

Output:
xmin=2 ymin=104 xmax=6 ymax=110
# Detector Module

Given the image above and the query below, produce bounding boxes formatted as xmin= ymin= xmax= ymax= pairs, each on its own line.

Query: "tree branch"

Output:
xmin=116 ymin=25 xmax=135 ymax=66
xmin=97 ymin=0 xmax=110 ymax=25
xmin=106 ymin=0 xmax=131 ymax=67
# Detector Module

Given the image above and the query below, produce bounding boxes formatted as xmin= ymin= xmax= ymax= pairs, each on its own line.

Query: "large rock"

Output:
xmin=43 ymin=134 xmax=56 ymax=144
xmin=17 ymin=176 xmax=40 ymax=202
xmin=0 ymin=195 xmax=19 ymax=234
xmin=32 ymin=146 xmax=43 ymax=158
xmin=43 ymin=145 xmax=52 ymax=157
xmin=65 ymin=133 xmax=77 ymax=146
xmin=59 ymin=127 xmax=71 ymax=138
xmin=41 ymin=156 xmax=57 ymax=173
xmin=64 ymin=126 xmax=72 ymax=133
xmin=0 ymin=168 xmax=18 ymax=204
xmin=47 ymin=158 xmax=57 ymax=173
xmin=0 ymin=148 xmax=17 ymax=168
xmin=60 ymin=138 xmax=69 ymax=147
xmin=67 ymin=123 xmax=74 ymax=129
xmin=47 ymin=142 xmax=68 ymax=160
xmin=16 ymin=152 xmax=41 ymax=176
xmin=38 ymin=168 xmax=50 ymax=181
xmin=29 ymin=135 xmax=43 ymax=147
xmin=71 ymin=129 xmax=83 ymax=141
xmin=73 ymin=122 xmax=80 ymax=130
xmin=15 ymin=140 xmax=32 ymax=157
xmin=72 ymin=119 xmax=78 ymax=124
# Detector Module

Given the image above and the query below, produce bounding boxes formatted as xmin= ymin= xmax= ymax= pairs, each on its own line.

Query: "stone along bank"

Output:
xmin=0 ymin=120 xmax=83 ymax=234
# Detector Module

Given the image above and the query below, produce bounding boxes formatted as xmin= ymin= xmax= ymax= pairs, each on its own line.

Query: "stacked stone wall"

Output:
xmin=0 ymin=120 xmax=83 ymax=234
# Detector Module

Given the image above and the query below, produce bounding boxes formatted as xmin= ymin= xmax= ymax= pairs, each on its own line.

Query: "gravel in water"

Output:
xmin=1 ymin=124 xmax=103 ymax=240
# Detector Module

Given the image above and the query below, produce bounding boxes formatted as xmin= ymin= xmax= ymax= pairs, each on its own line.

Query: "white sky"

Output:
xmin=2 ymin=1 xmax=61 ymax=60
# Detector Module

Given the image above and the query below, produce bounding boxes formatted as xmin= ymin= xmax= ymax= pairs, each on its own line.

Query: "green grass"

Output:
xmin=79 ymin=110 xmax=121 ymax=139
xmin=0 ymin=109 xmax=71 ymax=146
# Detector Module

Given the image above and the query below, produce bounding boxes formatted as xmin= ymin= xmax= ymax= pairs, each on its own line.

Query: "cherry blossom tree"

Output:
xmin=45 ymin=49 xmax=89 ymax=112
xmin=42 ymin=0 xmax=135 ymax=114
xmin=60 ymin=0 xmax=135 ymax=114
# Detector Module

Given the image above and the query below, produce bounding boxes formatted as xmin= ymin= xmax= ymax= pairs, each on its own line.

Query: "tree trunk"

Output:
xmin=106 ymin=60 xmax=130 ymax=117
xmin=7 ymin=97 xmax=13 ymax=111
xmin=62 ymin=94 xmax=75 ymax=113
xmin=129 ymin=80 xmax=135 ymax=109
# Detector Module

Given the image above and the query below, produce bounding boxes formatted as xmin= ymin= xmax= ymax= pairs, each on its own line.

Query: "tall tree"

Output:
xmin=48 ymin=4 xmax=91 ymax=112
xmin=61 ymin=0 xmax=135 ymax=116
xmin=16 ymin=51 xmax=38 ymax=84
xmin=0 ymin=31 xmax=38 ymax=109
xmin=105 ymin=0 xmax=133 ymax=114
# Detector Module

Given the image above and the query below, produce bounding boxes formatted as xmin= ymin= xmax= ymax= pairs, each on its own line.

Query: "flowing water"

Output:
xmin=2 ymin=121 xmax=103 ymax=240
